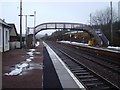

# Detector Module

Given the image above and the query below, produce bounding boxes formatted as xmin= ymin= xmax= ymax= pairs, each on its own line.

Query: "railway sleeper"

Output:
xmin=72 ymin=69 xmax=87 ymax=73
xmin=68 ymin=65 xmax=82 ymax=69
xmin=64 ymin=59 xmax=71 ymax=63
xmin=65 ymin=61 xmax=78 ymax=65
xmin=65 ymin=61 xmax=78 ymax=67
xmin=87 ymin=85 xmax=111 ymax=90
xmin=70 ymin=67 xmax=84 ymax=71
xmin=86 ymin=82 xmax=104 ymax=87
xmin=78 ymin=75 xmax=94 ymax=78
xmin=81 ymin=78 xmax=98 ymax=82
xmin=113 ymin=67 xmax=120 ymax=70
xmin=72 ymin=69 xmax=86 ymax=72
xmin=75 ymin=72 xmax=90 ymax=75
xmin=81 ymin=79 xmax=112 ymax=90
xmin=60 ymin=57 xmax=70 ymax=60
xmin=67 ymin=65 xmax=79 ymax=67
xmin=83 ymin=80 xmax=103 ymax=84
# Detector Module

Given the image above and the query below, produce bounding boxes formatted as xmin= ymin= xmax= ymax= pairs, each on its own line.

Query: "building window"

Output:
xmin=6 ymin=31 xmax=8 ymax=44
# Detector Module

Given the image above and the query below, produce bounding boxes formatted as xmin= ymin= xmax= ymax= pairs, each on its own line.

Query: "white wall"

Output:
xmin=0 ymin=24 xmax=10 ymax=52
xmin=0 ymin=25 xmax=2 ymax=89
xmin=10 ymin=42 xmax=16 ymax=50
xmin=0 ymin=24 xmax=3 ymax=52
xmin=4 ymin=27 xmax=9 ymax=52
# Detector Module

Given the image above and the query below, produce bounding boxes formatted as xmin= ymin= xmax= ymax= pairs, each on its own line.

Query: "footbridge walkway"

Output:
xmin=28 ymin=22 xmax=109 ymax=46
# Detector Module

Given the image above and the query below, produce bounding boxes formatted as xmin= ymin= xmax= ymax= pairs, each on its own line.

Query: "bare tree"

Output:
xmin=91 ymin=7 xmax=117 ymax=26
xmin=90 ymin=6 xmax=120 ymax=46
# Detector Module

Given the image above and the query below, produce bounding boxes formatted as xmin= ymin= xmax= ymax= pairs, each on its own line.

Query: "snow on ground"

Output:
xmin=29 ymin=49 xmax=36 ymax=52
xmin=17 ymin=63 xmax=29 ymax=69
xmin=5 ymin=48 xmax=36 ymax=76
xmin=107 ymin=46 xmax=120 ymax=51
xmin=5 ymin=47 xmax=42 ymax=76
xmin=27 ymin=52 xmax=34 ymax=57
xmin=57 ymin=40 xmax=120 ymax=51
xmin=29 ymin=57 xmax=34 ymax=60
xmin=5 ymin=63 xmax=29 ymax=76
xmin=5 ymin=68 xmax=23 ymax=76
xmin=57 ymin=41 xmax=88 ymax=46
xmin=72 ymin=42 xmax=88 ymax=46
xmin=35 ymin=41 xmax=40 ymax=47
xmin=5 ymin=61 xmax=30 ymax=76
xmin=34 ymin=52 xmax=41 ymax=54
xmin=26 ymin=58 xmax=32 ymax=62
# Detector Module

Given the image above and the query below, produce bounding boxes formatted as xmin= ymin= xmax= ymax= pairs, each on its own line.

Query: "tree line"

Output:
xmin=90 ymin=6 xmax=120 ymax=46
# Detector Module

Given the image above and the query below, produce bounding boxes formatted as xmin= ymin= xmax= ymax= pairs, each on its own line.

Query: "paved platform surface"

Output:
xmin=2 ymin=42 xmax=43 ymax=89
xmin=2 ymin=41 xmax=64 ymax=89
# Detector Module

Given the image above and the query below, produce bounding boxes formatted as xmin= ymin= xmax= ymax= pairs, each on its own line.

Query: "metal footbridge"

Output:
xmin=29 ymin=22 xmax=109 ymax=46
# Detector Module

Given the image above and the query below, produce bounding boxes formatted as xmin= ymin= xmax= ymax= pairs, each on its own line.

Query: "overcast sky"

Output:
xmin=0 ymin=0 xmax=119 ymax=35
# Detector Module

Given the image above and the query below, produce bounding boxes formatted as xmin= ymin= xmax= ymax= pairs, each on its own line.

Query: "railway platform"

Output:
xmin=43 ymin=42 xmax=85 ymax=89
xmin=2 ymin=41 xmax=85 ymax=89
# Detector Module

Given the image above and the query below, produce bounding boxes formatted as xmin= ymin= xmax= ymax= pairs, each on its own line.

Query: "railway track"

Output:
xmin=72 ymin=45 xmax=120 ymax=71
xmin=45 ymin=41 xmax=120 ymax=90
xmin=62 ymin=44 xmax=120 ymax=74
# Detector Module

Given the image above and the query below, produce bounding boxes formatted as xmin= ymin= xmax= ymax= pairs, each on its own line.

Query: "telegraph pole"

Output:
xmin=20 ymin=0 xmax=22 ymax=48
xmin=25 ymin=15 xmax=27 ymax=48
xmin=90 ymin=13 xmax=92 ymax=27
xmin=33 ymin=11 xmax=36 ymax=47
xmin=110 ymin=1 xmax=113 ymax=45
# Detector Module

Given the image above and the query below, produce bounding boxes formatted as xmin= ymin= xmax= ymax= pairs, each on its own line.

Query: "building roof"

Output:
xmin=0 ymin=18 xmax=18 ymax=36
xmin=8 ymin=23 xmax=18 ymax=37
xmin=0 ymin=18 xmax=11 ymax=28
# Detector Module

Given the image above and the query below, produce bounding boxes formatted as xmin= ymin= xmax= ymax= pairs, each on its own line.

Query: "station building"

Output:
xmin=0 ymin=19 xmax=11 ymax=52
